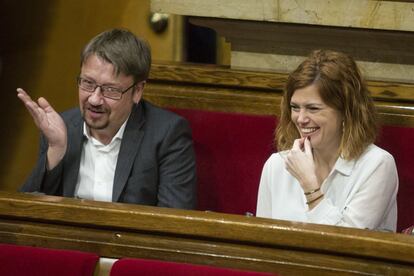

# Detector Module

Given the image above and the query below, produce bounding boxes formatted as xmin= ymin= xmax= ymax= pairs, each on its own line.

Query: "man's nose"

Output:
xmin=88 ymin=87 xmax=104 ymax=105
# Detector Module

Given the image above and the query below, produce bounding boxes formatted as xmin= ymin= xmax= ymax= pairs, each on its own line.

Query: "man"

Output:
xmin=17 ymin=28 xmax=197 ymax=209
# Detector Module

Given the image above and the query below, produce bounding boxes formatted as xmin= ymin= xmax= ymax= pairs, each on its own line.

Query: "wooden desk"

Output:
xmin=0 ymin=191 xmax=413 ymax=275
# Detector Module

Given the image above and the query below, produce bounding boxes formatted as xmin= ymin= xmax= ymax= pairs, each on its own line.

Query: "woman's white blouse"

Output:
xmin=256 ymin=144 xmax=398 ymax=232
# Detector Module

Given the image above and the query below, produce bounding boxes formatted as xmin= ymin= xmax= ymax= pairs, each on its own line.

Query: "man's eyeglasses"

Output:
xmin=77 ymin=77 xmax=136 ymax=100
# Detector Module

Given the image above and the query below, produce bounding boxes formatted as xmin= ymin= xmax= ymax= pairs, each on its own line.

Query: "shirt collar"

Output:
xmin=83 ymin=116 xmax=129 ymax=145
xmin=332 ymin=155 xmax=355 ymax=176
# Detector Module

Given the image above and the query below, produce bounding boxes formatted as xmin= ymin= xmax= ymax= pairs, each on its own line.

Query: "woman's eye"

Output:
xmin=290 ymin=105 xmax=299 ymax=111
xmin=307 ymin=106 xmax=321 ymax=112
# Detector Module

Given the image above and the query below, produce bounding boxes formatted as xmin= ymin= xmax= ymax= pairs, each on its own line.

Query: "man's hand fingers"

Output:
xmin=17 ymin=88 xmax=33 ymax=103
xmin=37 ymin=97 xmax=56 ymax=113
xmin=17 ymin=88 xmax=48 ymax=126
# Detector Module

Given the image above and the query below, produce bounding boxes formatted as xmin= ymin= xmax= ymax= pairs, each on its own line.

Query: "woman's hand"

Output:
xmin=284 ymin=137 xmax=319 ymax=192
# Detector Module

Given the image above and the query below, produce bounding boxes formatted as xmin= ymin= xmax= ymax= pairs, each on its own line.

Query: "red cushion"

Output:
xmin=172 ymin=108 xmax=414 ymax=232
xmin=0 ymin=244 xmax=99 ymax=276
xmin=110 ymin=258 xmax=276 ymax=276
xmin=170 ymin=108 xmax=276 ymax=215
xmin=377 ymin=126 xmax=414 ymax=232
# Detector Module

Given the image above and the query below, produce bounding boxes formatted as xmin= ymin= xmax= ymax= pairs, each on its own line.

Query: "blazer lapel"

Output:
xmin=112 ymin=103 xmax=145 ymax=202
xmin=63 ymin=111 xmax=84 ymax=197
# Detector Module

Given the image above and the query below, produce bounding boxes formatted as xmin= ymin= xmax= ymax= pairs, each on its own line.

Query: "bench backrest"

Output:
xmin=171 ymin=108 xmax=276 ymax=215
xmin=173 ymin=108 xmax=414 ymax=232
xmin=0 ymin=244 xmax=99 ymax=276
xmin=377 ymin=125 xmax=414 ymax=231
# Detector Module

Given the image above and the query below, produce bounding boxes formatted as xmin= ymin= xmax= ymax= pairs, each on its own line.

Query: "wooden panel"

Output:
xmin=0 ymin=191 xmax=413 ymax=275
xmin=149 ymin=62 xmax=414 ymax=102
xmin=145 ymin=83 xmax=281 ymax=116
xmin=145 ymin=62 xmax=414 ymax=127
xmin=189 ymin=17 xmax=414 ymax=65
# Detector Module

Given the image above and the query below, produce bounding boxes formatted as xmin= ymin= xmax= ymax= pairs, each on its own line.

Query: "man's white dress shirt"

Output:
xmin=75 ymin=120 xmax=127 ymax=202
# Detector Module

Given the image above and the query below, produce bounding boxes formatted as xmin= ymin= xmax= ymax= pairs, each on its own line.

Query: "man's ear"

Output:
xmin=137 ymin=80 xmax=145 ymax=91
xmin=133 ymin=81 xmax=145 ymax=104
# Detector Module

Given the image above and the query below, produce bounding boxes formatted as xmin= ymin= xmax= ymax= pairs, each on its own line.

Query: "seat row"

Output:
xmin=170 ymin=108 xmax=414 ymax=231
xmin=0 ymin=244 xmax=275 ymax=276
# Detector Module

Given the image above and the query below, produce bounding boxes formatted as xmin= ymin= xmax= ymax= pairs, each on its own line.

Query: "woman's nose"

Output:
xmin=297 ymin=109 xmax=309 ymax=123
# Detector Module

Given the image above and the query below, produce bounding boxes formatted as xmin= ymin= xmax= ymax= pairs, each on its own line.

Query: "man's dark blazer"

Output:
xmin=21 ymin=100 xmax=197 ymax=209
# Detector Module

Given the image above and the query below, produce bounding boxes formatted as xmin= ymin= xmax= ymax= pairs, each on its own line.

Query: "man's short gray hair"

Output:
xmin=81 ymin=28 xmax=151 ymax=83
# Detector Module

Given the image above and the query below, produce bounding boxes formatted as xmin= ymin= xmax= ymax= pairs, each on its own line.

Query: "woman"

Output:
xmin=256 ymin=50 xmax=398 ymax=231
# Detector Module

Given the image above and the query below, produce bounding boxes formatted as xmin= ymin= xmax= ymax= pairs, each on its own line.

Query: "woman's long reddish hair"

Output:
xmin=276 ymin=50 xmax=378 ymax=160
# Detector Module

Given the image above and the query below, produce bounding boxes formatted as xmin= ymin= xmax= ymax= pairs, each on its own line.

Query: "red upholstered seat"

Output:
xmin=110 ymin=258 xmax=276 ymax=276
xmin=377 ymin=126 xmax=414 ymax=232
xmin=170 ymin=108 xmax=276 ymax=215
xmin=172 ymin=108 xmax=414 ymax=232
xmin=0 ymin=244 xmax=99 ymax=276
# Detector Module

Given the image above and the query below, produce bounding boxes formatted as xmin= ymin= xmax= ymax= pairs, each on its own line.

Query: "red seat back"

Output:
xmin=110 ymin=258 xmax=276 ymax=276
xmin=377 ymin=125 xmax=414 ymax=232
xmin=0 ymin=244 xmax=99 ymax=276
xmin=172 ymin=108 xmax=414 ymax=232
xmin=171 ymin=108 xmax=276 ymax=215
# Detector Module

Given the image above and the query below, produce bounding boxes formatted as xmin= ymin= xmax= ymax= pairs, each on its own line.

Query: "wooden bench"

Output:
xmin=0 ymin=191 xmax=414 ymax=275
xmin=144 ymin=62 xmax=414 ymax=231
xmin=2 ymin=62 xmax=414 ymax=275
xmin=110 ymin=258 xmax=276 ymax=275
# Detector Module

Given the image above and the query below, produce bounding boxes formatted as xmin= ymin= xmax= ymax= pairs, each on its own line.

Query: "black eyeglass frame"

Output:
xmin=77 ymin=76 xmax=137 ymax=100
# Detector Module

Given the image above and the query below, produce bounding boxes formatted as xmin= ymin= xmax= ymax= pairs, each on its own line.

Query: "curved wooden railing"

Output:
xmin=0 ymin=191 xmax=413 ymax=275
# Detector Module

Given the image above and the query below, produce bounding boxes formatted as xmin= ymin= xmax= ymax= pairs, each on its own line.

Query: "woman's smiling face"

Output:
xmin=290 ymin=84 xmax=343 ymax=153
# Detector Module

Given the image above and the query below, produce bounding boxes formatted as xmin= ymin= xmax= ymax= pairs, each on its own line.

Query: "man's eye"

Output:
xmin=83 ymin=79 xmax=95 ymax=85
xmin=103 ymin=87 xmax=119 ymax=93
